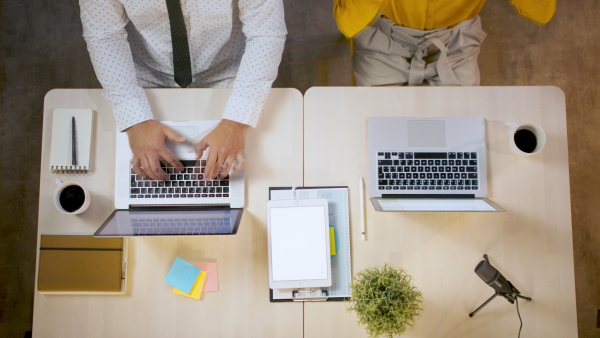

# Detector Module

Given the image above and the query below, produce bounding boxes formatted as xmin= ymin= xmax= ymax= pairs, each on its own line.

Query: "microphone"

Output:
xmin=474 ymin=254 xmax=514 ymax=296
xmin=470 ymin=254 xmax=532 ymax=318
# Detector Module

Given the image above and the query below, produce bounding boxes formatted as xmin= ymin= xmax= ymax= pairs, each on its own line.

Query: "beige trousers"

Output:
xmin=353 ymin=16 xmax=487 ymax=86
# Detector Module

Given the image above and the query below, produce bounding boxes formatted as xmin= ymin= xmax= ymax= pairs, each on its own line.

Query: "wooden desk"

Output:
xmin=302 ymin=87 xmax=577 ymax=337
xmin=34 ymin=89 xmax=304 ymax=337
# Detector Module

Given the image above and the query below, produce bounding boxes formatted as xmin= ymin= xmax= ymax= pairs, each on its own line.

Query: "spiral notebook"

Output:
xmin=49 ymin=108 xmax=93 ymax=174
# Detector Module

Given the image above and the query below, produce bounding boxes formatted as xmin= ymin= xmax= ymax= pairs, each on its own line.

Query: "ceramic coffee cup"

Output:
xmin=53 ymin=178 xmax=90 ymax=215
xmin=505 ymin=121 xmax=546 ymax=156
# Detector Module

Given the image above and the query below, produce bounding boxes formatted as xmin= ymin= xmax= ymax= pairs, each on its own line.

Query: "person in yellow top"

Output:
xmin=333 ymin=0 xmax=556 ymax=86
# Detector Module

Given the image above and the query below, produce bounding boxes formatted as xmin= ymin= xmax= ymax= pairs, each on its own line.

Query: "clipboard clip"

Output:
xmin=292 ymin=288 xmax=328 ymax=302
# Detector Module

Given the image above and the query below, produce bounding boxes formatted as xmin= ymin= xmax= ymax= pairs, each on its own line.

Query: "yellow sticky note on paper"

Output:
xmin=329 ymin=227 xmax=336 ymax=256
xmin=173 ymin=270 xmax=207 ymax=300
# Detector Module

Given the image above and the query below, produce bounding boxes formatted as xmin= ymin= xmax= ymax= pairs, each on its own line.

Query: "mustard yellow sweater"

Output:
xmin=334 ymin=0 xmax=556 ymax=37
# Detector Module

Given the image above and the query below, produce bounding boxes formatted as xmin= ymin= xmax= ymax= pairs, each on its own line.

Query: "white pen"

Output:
xmin=359 ymin=176 xmax=366 ymax=241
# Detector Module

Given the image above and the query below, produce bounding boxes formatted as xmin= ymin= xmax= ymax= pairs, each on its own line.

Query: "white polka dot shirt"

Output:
xmin=79 ymin=0 xmax=287 ymax=131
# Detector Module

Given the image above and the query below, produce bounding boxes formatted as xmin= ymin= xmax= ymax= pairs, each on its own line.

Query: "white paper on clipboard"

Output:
xmin=268 ymin=199 xmax=331 ymax=289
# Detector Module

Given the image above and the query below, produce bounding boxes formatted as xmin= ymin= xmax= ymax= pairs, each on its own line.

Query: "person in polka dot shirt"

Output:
xmin=79 ymin=0 xmax=287 ymax=180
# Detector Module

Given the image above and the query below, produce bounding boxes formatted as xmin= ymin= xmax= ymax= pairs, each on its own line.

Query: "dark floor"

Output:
xmin=1 ymin=0 xmax=598 ymax=337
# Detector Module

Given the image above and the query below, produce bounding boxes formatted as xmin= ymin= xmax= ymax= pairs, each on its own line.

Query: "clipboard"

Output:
xmin=268 ymin=186 xmax=352 ymax=302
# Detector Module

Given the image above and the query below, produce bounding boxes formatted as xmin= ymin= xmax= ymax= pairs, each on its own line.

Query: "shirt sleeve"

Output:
xmin=509 ymin=0 xmax=556 ymax=25
xmin=223 ymin=0 xmax=287 ymax=128
xmin=333 ymin=0 xmax=383 ymax=38
xmin=79 ymin=0 xmax=153 ymax=131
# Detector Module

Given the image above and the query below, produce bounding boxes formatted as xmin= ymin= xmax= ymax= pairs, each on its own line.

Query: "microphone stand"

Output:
xmin=469 ymin=281 xmax=532 ymax=317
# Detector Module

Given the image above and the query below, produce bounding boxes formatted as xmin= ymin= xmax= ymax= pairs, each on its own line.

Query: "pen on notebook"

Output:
xmin=359 ymin=177 xmax=366 ymax=241
xmin=71 ymin=116 xmax=77 ymax=166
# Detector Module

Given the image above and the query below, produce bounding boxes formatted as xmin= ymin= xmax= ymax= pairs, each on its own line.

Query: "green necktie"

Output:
xmin=166 ymin=0 xmax=192 ymax=88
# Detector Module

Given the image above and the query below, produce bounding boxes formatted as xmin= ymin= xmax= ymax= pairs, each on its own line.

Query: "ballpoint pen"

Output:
xmin=359 ymin=176 xmax=366 ymax=241
xmin=71 ymin=116 xmax=77 ymax=166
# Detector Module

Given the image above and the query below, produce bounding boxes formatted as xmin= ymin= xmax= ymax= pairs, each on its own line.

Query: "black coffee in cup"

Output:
xmin=514 ymin=129 xmax=537 ymax=153
xmin=59 ymin=185 xmax=86 ymax=212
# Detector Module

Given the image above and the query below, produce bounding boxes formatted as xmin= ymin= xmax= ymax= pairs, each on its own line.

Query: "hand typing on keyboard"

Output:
xmin=130 ymin=160 xmax=231 ymax=199
xmin=126 ymin=120 xmax=185 ymax=180
xmin=193 ymin=119 xmax=247 ymax=180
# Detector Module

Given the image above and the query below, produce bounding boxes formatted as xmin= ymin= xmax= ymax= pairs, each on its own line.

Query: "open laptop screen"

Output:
xmin=94 ymin=208 xmax=243 ymax=236
xmin=370 ymin=198 xmax=504 ymax=212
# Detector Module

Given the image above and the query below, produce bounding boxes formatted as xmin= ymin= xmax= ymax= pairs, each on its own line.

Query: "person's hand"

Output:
xmin=195 ymin=119 xmax=248 ymax=179
xmin=126 ymin=120 xmax=186 ymax=180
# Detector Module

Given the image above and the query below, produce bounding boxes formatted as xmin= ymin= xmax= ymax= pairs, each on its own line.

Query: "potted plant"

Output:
xmin=347 ymin=264 xmax=424 ymax=337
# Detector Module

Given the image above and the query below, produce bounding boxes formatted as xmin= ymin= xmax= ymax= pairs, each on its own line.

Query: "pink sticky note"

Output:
xmin=195 ymin=263 xmax=219 ymax=292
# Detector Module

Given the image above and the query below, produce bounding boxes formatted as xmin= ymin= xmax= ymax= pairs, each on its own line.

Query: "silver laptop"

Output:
xmin=95 ymin=120 xmax=245 ymax=236
xmin=368 ymin=116 xmax=503 ymax=212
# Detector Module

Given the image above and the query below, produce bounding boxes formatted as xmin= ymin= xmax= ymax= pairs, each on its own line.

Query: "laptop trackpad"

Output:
xmin=166 ymin=126 xmax=201 ymax=158
xmin=407 ymin=120 xmax=446 ymax=147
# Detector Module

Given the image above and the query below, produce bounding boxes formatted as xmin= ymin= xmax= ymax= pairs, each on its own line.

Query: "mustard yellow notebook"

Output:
xmin=38 ymin=235 xmax=125 ymax=293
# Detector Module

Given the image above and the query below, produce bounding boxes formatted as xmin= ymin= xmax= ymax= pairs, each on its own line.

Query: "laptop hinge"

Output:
xmin=128 ymin=205 xmax=231 ymax=211
xmin=382 ymin=194 xmax=475 ymax=199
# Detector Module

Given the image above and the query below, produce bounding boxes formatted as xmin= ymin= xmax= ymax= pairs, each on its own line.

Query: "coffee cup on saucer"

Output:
xmin=505 ymin=121 xmax=546 ymax=156
xmin=53 ymin=178 xmax=90 ymax=215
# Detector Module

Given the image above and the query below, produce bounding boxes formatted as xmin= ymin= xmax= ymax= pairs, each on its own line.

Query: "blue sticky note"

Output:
xmin=165 ymin=257 xmax=201 ymax=294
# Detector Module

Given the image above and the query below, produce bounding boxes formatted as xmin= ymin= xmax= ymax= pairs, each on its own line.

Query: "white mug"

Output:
xmin=505 ymin=121 xmax=546 ymax=156
xmin=53 ymin=178 xmax=90 ymax=215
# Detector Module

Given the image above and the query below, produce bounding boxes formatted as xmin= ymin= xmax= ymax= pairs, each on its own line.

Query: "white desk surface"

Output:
xmin=302 ymin=87 xmax=577 ymax=337
xmin=34 ymin=88 xmax=304 ymax=337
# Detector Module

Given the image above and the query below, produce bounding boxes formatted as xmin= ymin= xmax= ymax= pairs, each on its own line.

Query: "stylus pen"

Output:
xmin=359 ymin=177 xmax=366 ymax=241
xmin=71 ymin=116 xmax=77 ymax=166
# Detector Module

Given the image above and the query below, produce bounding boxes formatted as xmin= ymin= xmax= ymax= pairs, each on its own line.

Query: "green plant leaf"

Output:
xmin=347 ymin=264 xmax=424 ymax=338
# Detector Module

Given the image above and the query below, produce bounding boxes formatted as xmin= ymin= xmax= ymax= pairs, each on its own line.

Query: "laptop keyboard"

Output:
xmin=377 ymin=152 xmax=480 ymax=191
xmin=130 ymin=160 xmax=230 ymax=199
xmin=131 ymin=217 xmax=233 ymax=235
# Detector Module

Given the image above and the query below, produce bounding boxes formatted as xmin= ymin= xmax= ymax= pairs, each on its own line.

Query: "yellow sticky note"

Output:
xmin=173 ymin=270 xmax=207 ymax=300
xmin=329 ymin=227 xmax=336 ymax=256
